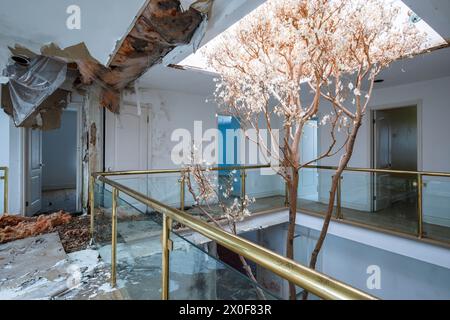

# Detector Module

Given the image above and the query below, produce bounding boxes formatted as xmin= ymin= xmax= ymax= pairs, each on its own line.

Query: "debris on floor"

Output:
xmin=0 ymin=209 xmax=266 ymax=300
xmin=0 ymin=232 xmax=124 ymax=300
xmin=0 ymin=233 xmax=76 ymax=299
xmin=0 ymin=211 xmax=71 ymax=244
xmin=57 ymin=215 xmax=90 ymax=253
xmin=0 ymin=212 xmax=91 ymax=253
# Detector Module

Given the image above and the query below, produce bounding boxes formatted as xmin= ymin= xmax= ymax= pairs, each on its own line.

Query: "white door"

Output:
xmin=105 ymin=104 xmax=149 ymax=212
xmin=373 ymin=112 xmax=392 ymax=211
xmin=27 ymin=129 xmax=42 ymax=216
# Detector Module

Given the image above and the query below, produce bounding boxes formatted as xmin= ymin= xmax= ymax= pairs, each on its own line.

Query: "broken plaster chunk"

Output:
xmin=180 ymin=0 xmax=197 ymax=11
xmin=36 ymin=113 xmax=43 ymax=127
xmin=181 ymin=0 xmax=212 ymax=14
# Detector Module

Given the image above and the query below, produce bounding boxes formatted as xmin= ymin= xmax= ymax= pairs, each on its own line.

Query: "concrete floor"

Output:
xmin=42 ymin=188 xmax=77 ymax=214
xmin=0 ymin=233 xmax=120 ymax=300
xmin=80 ymin=191 xmax=449 ymax=300
xmin=0 ymin=229 xmax=273 ymax=300
xmin=5 ymin=192 xmax=447 ymax=300
xmin=90 ymin=207 xmax=277 ymax=300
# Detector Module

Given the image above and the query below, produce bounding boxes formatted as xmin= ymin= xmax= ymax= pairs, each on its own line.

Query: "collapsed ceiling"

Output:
xmin=1 ymin=0 xmax=210 ymax=128
xmin=77 ymin=0 xmax=208 ymax=113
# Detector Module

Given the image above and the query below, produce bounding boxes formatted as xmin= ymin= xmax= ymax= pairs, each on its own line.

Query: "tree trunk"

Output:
xmin=238 ymin=255 xmax=267 ymax=300
xmin=286 ymin=168 xmax=299 ymax=300
xmin=230 ymin=222 xmax=266 ymax=300
xmin=302 ymin=118 xmax=362 ymax=300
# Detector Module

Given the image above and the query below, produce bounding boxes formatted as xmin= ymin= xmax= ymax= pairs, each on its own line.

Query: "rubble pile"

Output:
xmin=0 ymin=211 xmax=72 ymax=244
xmin=57 ymin=215 xmax=90 ymax=253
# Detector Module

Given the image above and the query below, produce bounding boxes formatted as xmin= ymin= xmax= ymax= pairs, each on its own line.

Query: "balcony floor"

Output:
xmin=187 ymin=195 xmax=450 ymax=245
xmin=297 ymin=198 xmax=450 ymax=244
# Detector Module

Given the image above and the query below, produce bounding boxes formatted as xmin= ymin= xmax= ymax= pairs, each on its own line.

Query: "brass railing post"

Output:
xmin=97 ymin=174 xmax=377 ymax=300
xmin=241 ymin=169 xmax=247 ymax=207
xmin=89 ymin=175 xmax=95 ymax=239
xmin=179 ymin=175 xmax=185 ymax=211
xmin=111 ymin=187 xmax=118 ymax=287
xmin=3 ymin=167 xmax=8 ymax=215
xmin=161 ymin=214 xmax=172 ymax=300
xmin=417 ymin=174 xmax=423 ymax=239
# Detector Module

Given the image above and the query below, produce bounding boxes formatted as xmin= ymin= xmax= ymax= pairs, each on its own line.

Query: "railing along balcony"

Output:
xmin=299 ymin=165 xmax=450 ymax=246
xmin=89 ymin=164 xmax=450 ymax=299
xmin=89 ymin=165 xmax=377 ymax=300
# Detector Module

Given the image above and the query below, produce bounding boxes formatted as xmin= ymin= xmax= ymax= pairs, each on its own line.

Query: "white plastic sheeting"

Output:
xmin=3 ymin=56 xmax=67 ymax=126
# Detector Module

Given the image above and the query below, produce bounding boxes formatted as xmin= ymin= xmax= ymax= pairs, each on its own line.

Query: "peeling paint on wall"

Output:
xmin=80 ymin=86 xmax=103 ymax=211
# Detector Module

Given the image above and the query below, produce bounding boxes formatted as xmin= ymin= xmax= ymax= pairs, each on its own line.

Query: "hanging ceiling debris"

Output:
xmin=1 ymin=0 xmax=210 ymax=126
xmin=1 ymin=54 xmax=68 ymax=128
xmin=100 ymin=0 xmax=208 ymax=112
xmin=1 ymin=84 xmax=70 ymax=131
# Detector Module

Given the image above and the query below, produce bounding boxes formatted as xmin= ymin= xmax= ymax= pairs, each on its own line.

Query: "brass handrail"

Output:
xmin=89 ymin=164 xmax=450 ymax=299
xmin=93 ymin=174 xmax=377 ymax=300
xmin=97 ymin=161 xmax=450 ymax=240
xmin=304 ymin=165 xmax=450 ymax=178
xmin=91 ymin=164 xmax=450 ymax=244
xmin=0 ymin=167 xmax=8 ymax=215
xmin=96 ymin=164 xmax=271 ymax=177
xmin=99 ymin=163 xmax=450 ymax=179
xmin=303 ymin=165 xmax=450 ymax=241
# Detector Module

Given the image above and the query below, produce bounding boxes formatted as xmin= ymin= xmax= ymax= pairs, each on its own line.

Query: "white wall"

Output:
xmin=42 ymin=110 xmax=77 ymax=190
xmin=1 ymin=85 xmax=23 ymax=215
xmin=316 ymin=76 xmax=450 ymax=226
xmin=242 ymin=212 xmax=450 ymax=300
xmin=0 ymin=111 xmax=10 ymax=213
xmin=113 ymin=89 xmax=284 ymax=207
xmin=297 ymin=210 xmax=450 ymax=300
xmin=125 ymin=89 xmax=218 ymax=170
xmin=320 ymin=75 xmax=450 ymax=171
xmin=8 ymin=122 xmax=23 ymax=214
xmin=298 ymin=224 xmax=450 ymax=300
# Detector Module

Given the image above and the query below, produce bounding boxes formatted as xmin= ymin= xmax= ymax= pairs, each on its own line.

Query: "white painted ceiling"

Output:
xmin=0 ymin=0 xmax=146 ymax=69
xmin=137 ymin=46 xmax=450 ymax=96
xmin=376 ymin=47 xmax=450 ymax=89
xmin=404 ymin=0 xmax=450 ymax=40
xmin=138 ymin=0 xmax=450 ymax=96
xmin=138 ymin=0 xmax=266 ymax=96
xmin=0 ymin=0 xmax=448 ymax=96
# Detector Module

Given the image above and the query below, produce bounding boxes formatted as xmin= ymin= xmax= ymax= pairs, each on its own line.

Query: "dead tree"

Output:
xmin=182 ymin=155 xmax=266 ymax=300
xmin=207 ymin=0 xmax=426 ymax=300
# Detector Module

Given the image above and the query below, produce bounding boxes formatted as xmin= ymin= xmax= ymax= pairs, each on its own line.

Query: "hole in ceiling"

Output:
xmin=11 ymin=54 xmax=31 ymax=67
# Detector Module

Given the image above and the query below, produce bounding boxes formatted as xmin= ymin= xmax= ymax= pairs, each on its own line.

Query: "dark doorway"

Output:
xmin=372 ymin=106 xmax=418 ymax=212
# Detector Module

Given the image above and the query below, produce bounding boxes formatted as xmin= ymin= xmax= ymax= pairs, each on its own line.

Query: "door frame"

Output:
xmin=369 ymin=100 xmax=423 ymax=212
xmin=217 ymin=113 xmax=243 ymax=197
xmin=24 ymin=128 xmax=42 ymax=216
xmin=22 ymin=106 xmax=83 ymax=215
xmin=73 ymin=106 xmax=83 ymax=212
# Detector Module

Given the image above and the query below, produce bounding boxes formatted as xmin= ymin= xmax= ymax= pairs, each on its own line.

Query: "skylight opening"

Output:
xmin=175 ymin=0 xmax=447 ymax=74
